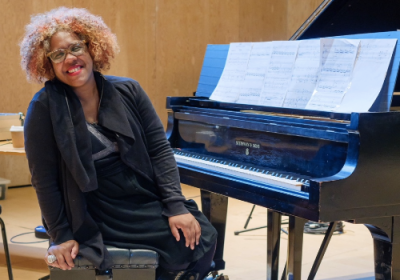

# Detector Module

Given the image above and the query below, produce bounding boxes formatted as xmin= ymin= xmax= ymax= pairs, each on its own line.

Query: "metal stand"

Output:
xmin=307 ymin=221 xmax=337 ymax=280
xmin=234 ymin=205 xmax=288 ymax=235
xmin=234 ymin=205 xmax=267 ymax=235
xmin=0 ymin=216 xmax=13 ymax=280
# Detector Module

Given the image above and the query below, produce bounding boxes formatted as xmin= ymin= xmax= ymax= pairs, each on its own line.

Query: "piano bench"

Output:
xmin=49 ymin=247 xmax=159 ymax=280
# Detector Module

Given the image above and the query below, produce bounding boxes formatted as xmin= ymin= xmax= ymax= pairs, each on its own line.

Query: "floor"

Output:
xmin=0 ymin=185 xmax=375 ymax=280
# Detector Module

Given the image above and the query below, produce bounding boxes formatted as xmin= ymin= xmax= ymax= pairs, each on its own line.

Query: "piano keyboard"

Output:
xmin=173 ymin=150 xmax=309 ymax=192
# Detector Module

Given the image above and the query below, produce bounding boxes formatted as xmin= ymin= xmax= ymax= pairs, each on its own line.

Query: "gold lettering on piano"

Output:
xmin=236 ymin=140 xmax=260 ymax=149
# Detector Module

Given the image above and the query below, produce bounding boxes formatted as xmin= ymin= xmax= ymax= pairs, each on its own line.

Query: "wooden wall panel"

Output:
xmin=203 ymin=0 xmax=240 ymax=45
xmin=0 ymin=1 xmax=38 ymax=115
xmin=239 ymin=0 xmax=287 ymax=42
xmin=155 ymin=0 xmax=207 ymax=113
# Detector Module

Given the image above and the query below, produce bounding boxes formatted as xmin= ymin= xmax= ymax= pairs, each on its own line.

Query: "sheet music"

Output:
xmin=236 ymin=42 xmax=273 ymax=105
xmin=210 ymin=43 xmax=252 ymax=102
xmin=259 ymin=41 xmax=300 ymax=107
xmin=283 ymin=40 xmax=320 ymax=109
xmin=335 ymin=39 xmax=397 ymax=112
xmin=305 ymin=38 xmax=360 ymax=111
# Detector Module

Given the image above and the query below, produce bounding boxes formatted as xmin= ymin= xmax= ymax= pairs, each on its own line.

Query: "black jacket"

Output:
xmin=24 ymin=72 xmax=188 ymax=269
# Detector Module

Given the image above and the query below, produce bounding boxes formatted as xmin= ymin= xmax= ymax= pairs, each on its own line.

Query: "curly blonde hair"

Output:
xmin=20 ymin=7 xmax=120 ymax=83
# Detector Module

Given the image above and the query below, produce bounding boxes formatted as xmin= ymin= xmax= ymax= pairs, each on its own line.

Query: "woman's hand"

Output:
xmin=45 ymin=240 xmax=79 ymax=270
xmin=168 ymin=213 xmax=201 ymax=250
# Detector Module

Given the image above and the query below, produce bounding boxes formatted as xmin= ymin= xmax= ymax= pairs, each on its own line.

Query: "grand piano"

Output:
xmin=166 ymin=1 xmax=400 ymax=279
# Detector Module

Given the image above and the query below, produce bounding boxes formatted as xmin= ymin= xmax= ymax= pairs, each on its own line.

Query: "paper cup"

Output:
xmin=10 ymin=126 xmax=24 ymax=148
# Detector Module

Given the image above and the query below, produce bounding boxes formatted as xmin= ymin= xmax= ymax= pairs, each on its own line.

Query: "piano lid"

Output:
xmin=291 ymin=0 xmax=400 ymax=40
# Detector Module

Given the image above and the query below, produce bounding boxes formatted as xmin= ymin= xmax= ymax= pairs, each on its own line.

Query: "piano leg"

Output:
xmin=285 ymin=216 xmax=307 ymax=280
xmin=267 ymin=210 xmax=281 ymax=280
xmin=200 ymin=190 xmax=228 ymax=271
xmin=361 ymin=216 xmax=400 ymax=280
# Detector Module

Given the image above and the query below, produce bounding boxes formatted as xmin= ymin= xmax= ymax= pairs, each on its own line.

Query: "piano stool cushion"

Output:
xmin=49 ymin=247 xmax=159 ymax=280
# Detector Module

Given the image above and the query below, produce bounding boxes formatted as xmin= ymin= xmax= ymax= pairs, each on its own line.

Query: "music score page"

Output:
xmin=336 ymin=39 xmax=397 ymax=112
xmin=209 ymin=43 xmax=252 ymax=102
xmin=283 ymin=40 xmax=320 ymax=109
xmin=259 ymin=41 xmax=300 ymax=107
xmin=305 ymin=38 xmax=360 ymax=110
xmin=236 ymin=42 xmax=272 ymax=105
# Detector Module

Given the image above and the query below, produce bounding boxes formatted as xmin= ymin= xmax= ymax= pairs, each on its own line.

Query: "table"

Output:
xmin=0 ymin=143 xmax=25 ymax=156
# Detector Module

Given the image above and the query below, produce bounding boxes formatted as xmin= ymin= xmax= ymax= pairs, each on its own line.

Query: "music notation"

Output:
xmin=283 ymin=39 xmax=320 ymax=109
xmin=237 ymin=42 xmax=272 ymax=105
xmin=259 ymin=41 xmax=299 ymax=107
xmin=337 ymin=39 xmax=398 ymax=112
xmin=209 ymin=43 xmax=252 ymax=103
xmin=306 ymin=39 xmax=360 ymax=110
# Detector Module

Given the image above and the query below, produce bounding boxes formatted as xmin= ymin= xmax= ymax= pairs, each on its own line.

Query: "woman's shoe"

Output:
xmin=203 ymin=273 xmax=229 ymax=280
xmin=157 ymin=270 xmax=199 ymax=280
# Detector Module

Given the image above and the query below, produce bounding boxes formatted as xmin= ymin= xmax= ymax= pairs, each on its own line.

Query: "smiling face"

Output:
xmin=49 ymin=31 xmax=95 ymax=92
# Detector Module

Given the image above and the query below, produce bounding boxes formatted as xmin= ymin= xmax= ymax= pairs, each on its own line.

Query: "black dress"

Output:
xmin=85 ymin=123 xmax=217 ymax=266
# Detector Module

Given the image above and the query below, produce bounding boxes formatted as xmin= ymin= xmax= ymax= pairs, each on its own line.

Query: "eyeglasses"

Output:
xmin=46 ymin=41 xmax=87 ymax=63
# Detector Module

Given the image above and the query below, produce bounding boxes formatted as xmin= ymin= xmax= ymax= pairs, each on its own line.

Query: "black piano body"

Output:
xmin=166 ymin=1 xmax=400 ymax=279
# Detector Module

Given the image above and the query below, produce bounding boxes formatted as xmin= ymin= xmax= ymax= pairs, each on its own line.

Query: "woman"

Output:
xmin=20 ymin=7 xmax=217 ymax=280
